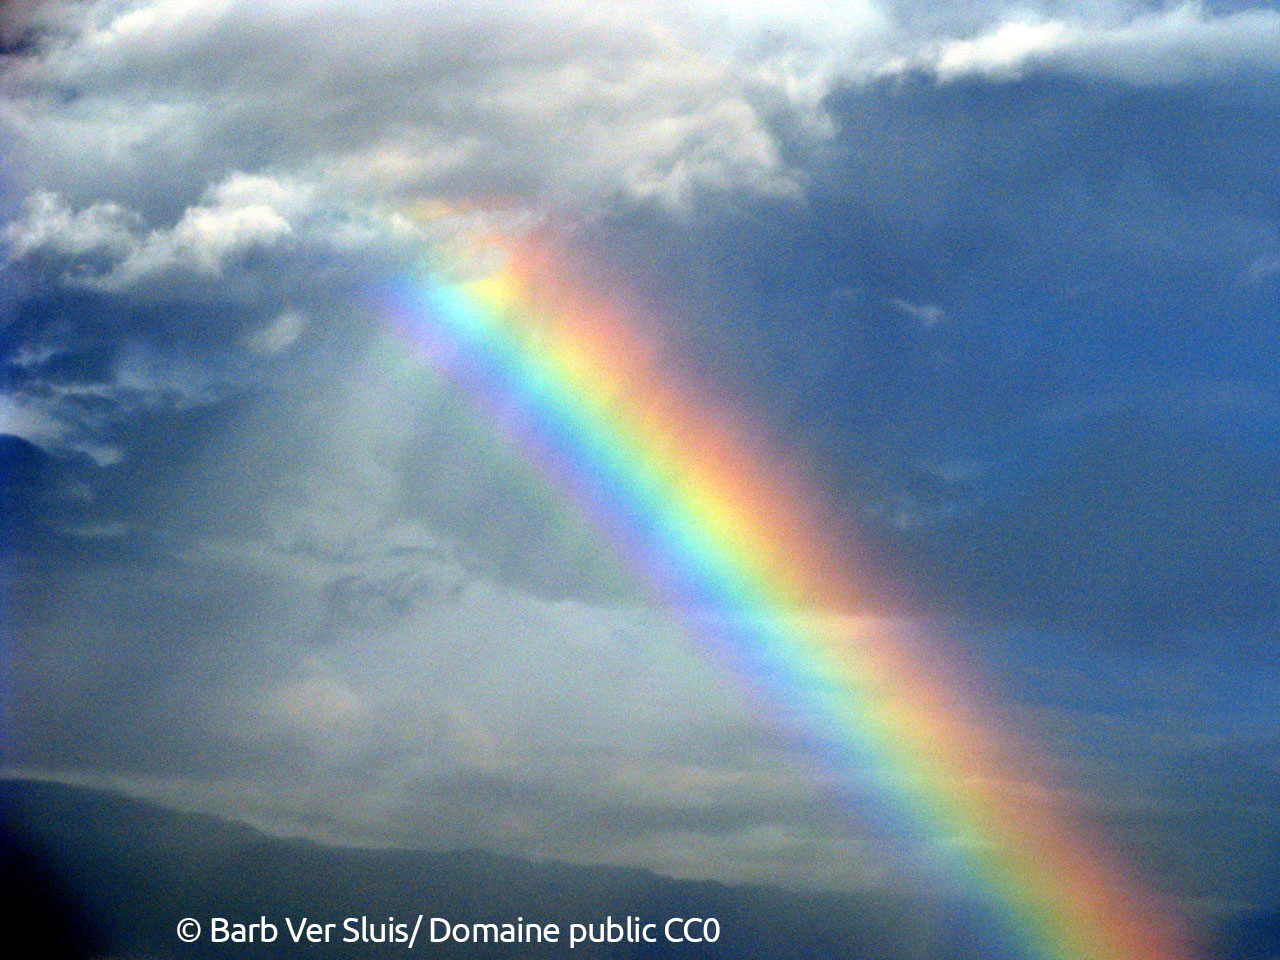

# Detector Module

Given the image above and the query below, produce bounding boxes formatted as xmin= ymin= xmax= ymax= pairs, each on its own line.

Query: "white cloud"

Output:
xmin=3 ymin=0 xmax=805 ymax=216
xmin=888 ymin=297 xmax=947 ymax=327
xmin=6 ymin=1 xmax=1279 ymax=247
xmin=3 ymin=168 xmax=532 ymax=295
xmin=0 ymin=390 xmax=123 ymax=465
xmin=934 ymin=19 xmax=1072 ymax=79
xmin=923 ymin=3 xmax=1280 ymax=84
xmin=243 ymin=307 xmax=306 ymax=354
xmin=107 ymin=173 xmax=305 ymax=286
xmin=0 ymin=390 xmax=72 ymax=448
xmin=11 ymin=0 xmax=1274 ymax=250
xmin=4 ymin=178 xmax=297 ymax=289
xmin=3 ymin=190 xmax=140 ymax=261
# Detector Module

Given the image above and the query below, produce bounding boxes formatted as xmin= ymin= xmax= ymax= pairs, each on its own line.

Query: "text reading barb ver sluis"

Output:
xmin=205 ymin=915 xmax=723 ymax=948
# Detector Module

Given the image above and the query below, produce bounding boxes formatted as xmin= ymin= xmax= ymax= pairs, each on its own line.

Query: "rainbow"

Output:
xmin=386 ymin=232 xmax=1197 ymax=960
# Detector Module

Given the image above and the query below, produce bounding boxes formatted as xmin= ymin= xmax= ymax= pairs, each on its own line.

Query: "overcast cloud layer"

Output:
xmin=3 ymin=0 xmax=1280 ymax=920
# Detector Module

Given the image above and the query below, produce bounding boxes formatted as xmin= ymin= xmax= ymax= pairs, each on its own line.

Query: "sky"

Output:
xmin=2 ymin=0 xmax=1279 ymax=931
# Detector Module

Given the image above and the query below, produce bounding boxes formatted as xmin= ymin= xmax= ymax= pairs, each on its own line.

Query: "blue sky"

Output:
xmin=2 ymin=0 xmax=1279 ymax=928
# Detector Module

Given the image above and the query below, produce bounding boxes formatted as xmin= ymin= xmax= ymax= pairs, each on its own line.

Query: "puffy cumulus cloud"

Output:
xmin=5 ymin=174 xmax=325 ymax=290
xmin=917 ymin=2 xmax=1280 ymax=84
xmin=5 ymin=186 xmax=290 ymax=290
xmin=0 ymin=0 xmax=821 ymax=499
xmin=2 ymin=0 xmax=804 ymax=216
xmin=2 ymin=191 xmax=140 ymax=263
xmin=7 ymin=1 xmax=1280 ymax=241
xmin=8 ymin=1 xmax=1278 ymax=255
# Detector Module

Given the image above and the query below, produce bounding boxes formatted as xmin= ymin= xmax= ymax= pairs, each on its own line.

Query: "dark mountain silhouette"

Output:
xmin=0 ymin=779 xmax=1269 ymax=959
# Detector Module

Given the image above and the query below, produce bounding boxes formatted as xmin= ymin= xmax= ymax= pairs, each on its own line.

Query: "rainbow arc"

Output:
xmin=386 ymin=233 xmax=1196 ymax=960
